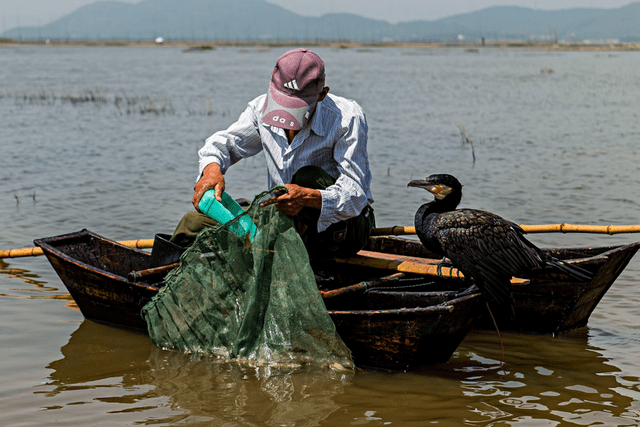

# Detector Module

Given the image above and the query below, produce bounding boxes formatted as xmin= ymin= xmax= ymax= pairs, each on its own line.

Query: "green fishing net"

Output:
xmin=141 ymin=189 xmax=353 ymax=369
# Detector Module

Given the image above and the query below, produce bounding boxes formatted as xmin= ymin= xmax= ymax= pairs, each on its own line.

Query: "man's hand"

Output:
xmin=260 ymin=184 xmax=322 ymax=216
xmin=192 ymin=163 xmax=225 ymax=211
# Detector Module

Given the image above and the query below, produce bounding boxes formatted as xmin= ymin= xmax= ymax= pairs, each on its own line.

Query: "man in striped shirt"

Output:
xmin=172 ymin=48 xmax=374 ymax=258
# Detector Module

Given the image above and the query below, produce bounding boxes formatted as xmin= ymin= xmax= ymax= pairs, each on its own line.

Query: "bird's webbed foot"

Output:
xmin=436 ymin=257 xmax=454 ymax=278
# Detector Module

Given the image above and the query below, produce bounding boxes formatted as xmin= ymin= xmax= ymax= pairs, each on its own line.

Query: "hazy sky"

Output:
xmin=2 ymin=0 xmax=637 ymax=31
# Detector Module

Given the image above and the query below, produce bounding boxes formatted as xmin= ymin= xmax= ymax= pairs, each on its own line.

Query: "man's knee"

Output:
xmin=170 ymin=211 xmax=218 ymax=247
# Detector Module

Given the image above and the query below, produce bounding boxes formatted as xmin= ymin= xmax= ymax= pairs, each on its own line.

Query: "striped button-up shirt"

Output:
xmin=198 ymin=93 xmax=374 ymax=232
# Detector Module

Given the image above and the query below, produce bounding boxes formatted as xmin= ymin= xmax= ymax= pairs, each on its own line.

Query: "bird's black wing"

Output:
xmin=433 ymin=209 xmax=543 ymax=310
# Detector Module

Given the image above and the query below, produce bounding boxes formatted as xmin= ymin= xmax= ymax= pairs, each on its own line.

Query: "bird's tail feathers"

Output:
xmin=546 ymin=257 xmax=593 ymax=282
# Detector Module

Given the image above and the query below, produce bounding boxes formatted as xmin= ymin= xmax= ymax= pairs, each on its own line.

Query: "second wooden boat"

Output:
xmin=34 ymin=229 xmax=484 ymax=370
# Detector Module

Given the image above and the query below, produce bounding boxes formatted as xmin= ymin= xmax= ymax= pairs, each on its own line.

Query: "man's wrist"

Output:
xmin=302 ymin=188 xmax=322 ymax=210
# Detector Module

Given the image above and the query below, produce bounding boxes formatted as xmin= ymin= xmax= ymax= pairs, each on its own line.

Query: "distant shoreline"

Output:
xmin=2 ymin=39 xmax=640 ymax=51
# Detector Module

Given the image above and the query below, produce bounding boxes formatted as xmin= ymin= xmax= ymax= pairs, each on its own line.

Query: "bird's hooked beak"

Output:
xmin=407 ymin=179 xmax=452 ymax=200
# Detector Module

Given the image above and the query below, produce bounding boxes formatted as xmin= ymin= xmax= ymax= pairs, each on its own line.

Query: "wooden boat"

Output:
xmin=362 ymin=236 xmax=640 ymax=335
xmin=34 ymin=230 xmax=639 ymax=368
xmin=34 ymin=229 xmax=484 ymax=371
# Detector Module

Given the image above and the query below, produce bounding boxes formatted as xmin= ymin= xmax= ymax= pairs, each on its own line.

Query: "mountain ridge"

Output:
xmin=3 ymin=0 xmax=639 ymax=43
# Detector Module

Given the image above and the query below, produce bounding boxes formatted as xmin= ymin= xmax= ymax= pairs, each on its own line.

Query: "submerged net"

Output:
xmin=141 ymin=189 xmax=353 ymax=369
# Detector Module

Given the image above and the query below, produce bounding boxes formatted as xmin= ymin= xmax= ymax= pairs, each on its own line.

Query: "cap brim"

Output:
xmin=262 ymin=83 xmax=317 ymax=130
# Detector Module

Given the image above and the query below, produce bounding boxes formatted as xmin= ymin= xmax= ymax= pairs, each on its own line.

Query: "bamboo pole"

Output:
xmin=371 ymin=224 xmax=640 ymax=236
xmin=117 ymin=239 xmax=154 ymax=249
xmin=371 ymin=226 xmax=416 ymax=236
xmin=0 ymin=239 xmax=154 ymax=259
xmin=4 ymin=222 xmax=639 ymax=259
xmin=336 ymin=250 xmax=529 ymax=285
xmin=0 ymin=246 xmax=45 ymax=258
xmin=521 ymin=224 xmax=640 ymax=234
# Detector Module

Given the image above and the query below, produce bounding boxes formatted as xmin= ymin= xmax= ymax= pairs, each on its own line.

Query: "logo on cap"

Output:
xmin=284 ymin=80 xmax=299 ymax=91
xmin=262 ymin=48 xmax=325 ymax=130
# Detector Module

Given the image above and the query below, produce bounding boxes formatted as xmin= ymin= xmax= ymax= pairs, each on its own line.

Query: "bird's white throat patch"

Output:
xmin=433 ymin=185 xmax=453 ymax=200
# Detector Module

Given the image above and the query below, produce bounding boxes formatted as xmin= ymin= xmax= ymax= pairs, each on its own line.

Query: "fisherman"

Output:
xmin=169 ymin=48 xmax=375 ymax=258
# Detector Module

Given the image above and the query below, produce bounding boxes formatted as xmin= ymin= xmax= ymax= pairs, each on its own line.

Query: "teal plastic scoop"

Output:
xmin=198 ymin=190 xmax=258 ymax=242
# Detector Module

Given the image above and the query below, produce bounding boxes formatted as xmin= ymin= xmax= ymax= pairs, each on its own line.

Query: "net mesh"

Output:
xmin=141 ymin=188 xmax=353 ymax=369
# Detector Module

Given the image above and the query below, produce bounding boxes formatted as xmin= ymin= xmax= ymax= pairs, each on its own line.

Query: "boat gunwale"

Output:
xmin=326 ymin=292 xmax=482 ymax=316
xmin=33 ymin=230 xmax=639 ymax=326
xmin=34 ymin=230 xmax=487 ymax=321
xmin=34 ymin=228 xmax=156 ymax=291
xmin=34 ymin=230 xmax=639 ymax=296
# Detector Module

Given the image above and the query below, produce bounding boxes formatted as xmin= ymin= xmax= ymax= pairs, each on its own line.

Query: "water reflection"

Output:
xmin=45 ymin=321 xmax=153 ymax=391
xmin=0 ymin=258 xmax=51 ymax=291
xmin=43 ymin=320 xmax=353 ymax=425
xmin=146 ymin=348 xmax=352 ymax=426
xmin=27 ymin=308 xmax=640 ymax=425
xmin=456 ymin=330 xmax=640 ymax=425
xmin=0 ymin=258 xmax=74 ymax=307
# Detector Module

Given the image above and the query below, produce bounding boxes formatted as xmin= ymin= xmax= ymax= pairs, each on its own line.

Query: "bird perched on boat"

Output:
xmin=408 ymin=173 xmax=592 ymax=318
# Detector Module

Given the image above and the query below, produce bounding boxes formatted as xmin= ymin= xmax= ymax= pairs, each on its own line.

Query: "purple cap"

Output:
xmin=262 ymin=48 xmax=325 ymax=130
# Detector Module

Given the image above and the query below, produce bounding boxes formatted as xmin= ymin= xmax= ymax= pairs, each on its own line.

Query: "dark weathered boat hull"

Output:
xmin=503 ymin=243 xmax=639 ymax=334
xmin=363 ymin=236 xmax=640 ymax=335
xmin=328 ymin=294 xmax=480 ymax=370
xmin=35 ymin=229 xmax=483 ymax=370
xmin=35 ymin=231 xmax=154 ymax=330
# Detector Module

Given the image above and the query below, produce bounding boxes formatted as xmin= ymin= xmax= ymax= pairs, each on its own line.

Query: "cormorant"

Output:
xmin=408 ymin=173 xmax=591 ymax=317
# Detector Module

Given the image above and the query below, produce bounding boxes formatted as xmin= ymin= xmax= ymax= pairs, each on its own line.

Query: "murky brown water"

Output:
xmin=2 ymin=45 xmax=639 ymax=426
